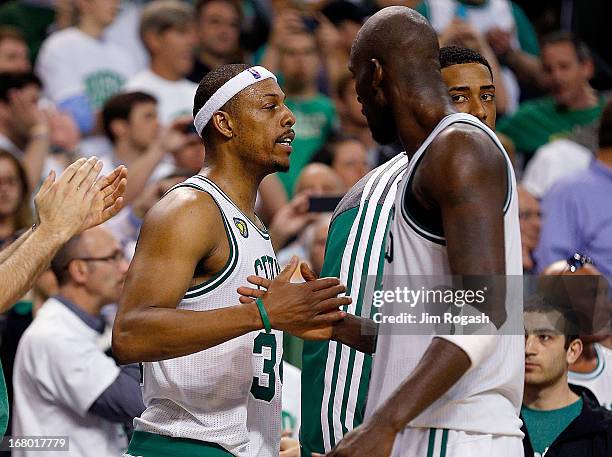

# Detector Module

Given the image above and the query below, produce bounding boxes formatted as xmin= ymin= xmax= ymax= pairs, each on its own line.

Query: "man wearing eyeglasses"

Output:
xmin=11 ymin=226 xmax=145 ymax=457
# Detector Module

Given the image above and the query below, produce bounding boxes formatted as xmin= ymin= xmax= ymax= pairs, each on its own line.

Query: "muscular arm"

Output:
xmin=330 ymin=314 xmax=377 ymax=354
xmin=325 ymin=127 xmax=510 ymax=456
xmin=0 ymin=225 xmax=66 ymax=312
xmin=112 ymin=189 xmax=265 ymax=364
xmin=113 ymin=186 xmax=349 ymax=364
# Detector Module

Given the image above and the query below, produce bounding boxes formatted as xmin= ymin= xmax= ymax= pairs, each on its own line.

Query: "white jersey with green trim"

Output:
xmin=367 ymin=113 xmax=524 ymax=439
xmin=134 ymin=175 xmax=283 ymax=457
xmin=569 ymin=343 xmax=612 ymax=410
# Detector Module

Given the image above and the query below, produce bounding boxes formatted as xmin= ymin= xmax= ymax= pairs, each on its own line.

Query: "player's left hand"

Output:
xmin=237 ymin=262 xmax=342 ymax=341
xmin=312 ymin=420 xmax=396 ymax=457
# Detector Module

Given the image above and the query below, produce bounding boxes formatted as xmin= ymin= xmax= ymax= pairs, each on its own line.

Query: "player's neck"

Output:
xmin=78 ymin=16 xmax=106 ymax=40
xmin=200 ymin=164 xmax=261 ymax=221
xmin=523 ymin=377 xmax=580 ymax=411
xmin=394 ymin=91 xmax=455 ymax=159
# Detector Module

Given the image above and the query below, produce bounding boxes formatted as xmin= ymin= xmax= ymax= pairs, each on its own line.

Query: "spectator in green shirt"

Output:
xmin=275 ymin=31 xmax=337 ymax=198
xmin=522 ymin=291 xmax=612 ymax=457
xmin=498 ymin=32 xmax=605 ymax=159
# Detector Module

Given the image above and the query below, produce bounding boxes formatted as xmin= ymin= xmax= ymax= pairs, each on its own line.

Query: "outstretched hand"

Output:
xmin=34 ymin=159 xmax=127 ymax=241
xmin=80 ymin=165 xmax=127 ymax=231
xmin=237 ymin=257 xmax=350 ymax=339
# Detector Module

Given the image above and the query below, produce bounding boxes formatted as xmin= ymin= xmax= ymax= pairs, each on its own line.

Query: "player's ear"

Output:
xmin=371 ymin=59 xmax=384 ymax=90
xmin=211 ymin=110 xmax=234 ymax=140
xmin=371 ymin=58 xmax=386 ymax=104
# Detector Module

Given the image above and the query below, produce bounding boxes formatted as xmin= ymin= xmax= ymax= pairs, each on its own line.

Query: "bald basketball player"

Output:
xmin=240 ymin=8 xmax=523 ymax=457
xmin=297 ymin=45 xmax=502 ymax=457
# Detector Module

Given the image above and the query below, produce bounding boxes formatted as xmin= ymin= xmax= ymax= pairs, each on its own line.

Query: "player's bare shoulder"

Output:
xmin=418 ymin=123 xmax=507 ymax=203
xmin=138 ymin=185 xmax=225 ymax=260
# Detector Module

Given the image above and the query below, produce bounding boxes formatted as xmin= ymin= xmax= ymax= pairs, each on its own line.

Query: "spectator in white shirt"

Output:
xmin=36 ymin=0 xmax=138 ymax=135
xmin=124 ymin=0 xmax=198 ymax=125
xmin=12 ymin=226 xmax=144 ymax=457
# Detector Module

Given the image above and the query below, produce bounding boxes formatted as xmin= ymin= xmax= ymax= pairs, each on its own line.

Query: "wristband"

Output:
xmin=255 ymin=297 xmax=272 ymax=333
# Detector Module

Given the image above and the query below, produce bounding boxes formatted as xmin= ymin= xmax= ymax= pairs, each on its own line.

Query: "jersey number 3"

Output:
xmin=250 ymin=333 xmax=277 ymax=402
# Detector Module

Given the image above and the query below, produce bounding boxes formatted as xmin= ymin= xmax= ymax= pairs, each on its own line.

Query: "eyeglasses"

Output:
xmin=68 ymin=251 xmax=125 ymax=266
xmin=565 ymin=253 xmax=593 ymax=273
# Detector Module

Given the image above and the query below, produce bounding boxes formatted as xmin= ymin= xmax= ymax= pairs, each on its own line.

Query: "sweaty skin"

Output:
xmin=325 ymin=8 xmax=509 ymax=457
xmin=112 ymin=77 xmax=350 ymax=364
xmin=238 ymin=16 xmax=511 ymax=456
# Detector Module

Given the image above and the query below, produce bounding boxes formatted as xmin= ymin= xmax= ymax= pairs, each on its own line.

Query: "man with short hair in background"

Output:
xmin=0 ymin=72 xmax=49 ymax=189
xmin=12 ymin=226 xmax=144 ymax=457
xmin=188 ymin=0 xmax=243 ymax=83
xmin=522 ymin=297 xmax=612 ymax=457
xmin=0 ymin=26 xmax=30 ymax=73
xmin=125 ymin=0 xmax=198 ymax=125
xmin=299 ymin=43 xmax=507 ymax=457
xmin=498 ymin=31 xmax=606 ymax=159
xmin=101 ymin=91 xmax=198 ymax=204
xmin=534 ymin=98 xmax=612 ymax=276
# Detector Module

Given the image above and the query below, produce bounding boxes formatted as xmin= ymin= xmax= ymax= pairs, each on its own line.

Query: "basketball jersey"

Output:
xmin=569 ymin=343 xmax=612 ymax=410
xmin=301 ymin=153 xmax=409 ymax=454
xmin=366 ymin=113 xmax=525 ymax=438
xmin=134 ymin=176 xmax=283 ymax=457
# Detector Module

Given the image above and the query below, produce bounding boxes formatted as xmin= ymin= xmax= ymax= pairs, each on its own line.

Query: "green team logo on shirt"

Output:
xmin=85 ymin=70 xmax=126 ymax=108
xmin=233 ymin=217 xmax=249 ymax=238
xmin=254 ymin=255 xmax=280 ymax=280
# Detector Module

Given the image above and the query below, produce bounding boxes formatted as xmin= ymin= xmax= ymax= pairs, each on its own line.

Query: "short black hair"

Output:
xmin=541 ymin=31 xmax=591 ymax=62
xmin=524 ymin=298 xmax=581 ymax=350
xmin=193 ymin=63 xmax=251 ymax=144
xmin=599 ymin=98 xmax=612 ymax=149
xmin=0 ymin=72 xmax=41 ymax=102
xmin=102 ymin=91 xmax=157 ymax=143
xmin=439 ymin=46 xmax=493 ymax=80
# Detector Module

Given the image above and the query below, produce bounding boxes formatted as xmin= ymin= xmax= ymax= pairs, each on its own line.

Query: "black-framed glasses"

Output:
xmin=566 ymin=253 xmax=593 ymax=273
xmin=65 ymin=251 xmax=125 ymax=268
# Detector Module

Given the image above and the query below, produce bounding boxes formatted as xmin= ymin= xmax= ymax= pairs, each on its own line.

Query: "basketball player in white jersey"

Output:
xmin=240 ymin=8 xmax=523 ymax=457
xmin=298 ymin=45 xmax=501 ymax=457
xmin=112 ymin=64 xmax=351 ymax=457
xmin=326 ymin=7 xmax=524 ymax=456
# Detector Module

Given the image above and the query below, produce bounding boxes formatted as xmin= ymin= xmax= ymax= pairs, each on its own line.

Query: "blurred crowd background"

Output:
xmin=0 ymin=0 xmax=611 ymax=452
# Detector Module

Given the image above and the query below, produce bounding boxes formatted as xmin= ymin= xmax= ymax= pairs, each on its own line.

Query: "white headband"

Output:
xmin=194 ymin=66 xmax=277 ymax=137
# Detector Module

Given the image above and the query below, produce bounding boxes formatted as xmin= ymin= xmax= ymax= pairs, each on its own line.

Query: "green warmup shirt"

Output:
xmin=498 ymin=96 xmax=605 ymax=157
xmin=277 ymin=95 xmax=337 ymax=198
xmin=300 ymin=154 xmax=409 ymax=456
xmin=521 ymin=397 xmax=583 ymax=457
